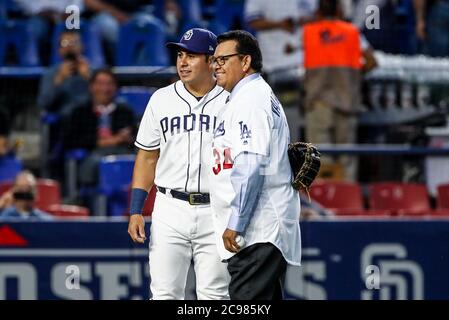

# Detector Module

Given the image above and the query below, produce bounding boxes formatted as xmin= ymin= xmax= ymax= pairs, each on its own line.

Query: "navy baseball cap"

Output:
xmin=166 ymin=28 xmax=217 ymax=55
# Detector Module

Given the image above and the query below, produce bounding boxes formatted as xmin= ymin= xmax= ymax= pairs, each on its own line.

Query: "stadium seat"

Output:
xmin=310 ymin=181 xmax=365 ymax=215
xmin=0 ymin=0 xmax=21 ymax=19
xmin=437 ymin=183 xmax=449 ymax=209
xmin=0 ymin=182 xmax=10 ymax=196
xmin=368 ymin=182 xmax=432 ymax=216
xmin=0 ymin=20 xmax=40 ymax=66
xmin=152 ymin=0 xmax=202 ymax=28
xmin=116 ymin=87 xmax=155 ymax=119
xmin=309 ymin=181 xmax=389 ymax=216
xmin=208 ymin=0 xmax=251 ymax=35
xmin=0 ymin=156 xmax=22 ymax=183
xmin=50 ymin=21 xmax=105 ymax=68
xmin=46 ymin=204 xmax=90 ymax=218
xmin=127 ymin=185 xmax=157 ymax=216
xmin=97 ymin=154 xmax=136 ymax=216
xmin=116 ymin=16 xmax=169 ymax=66
xmin=35 ymin=179 xmax=61 ymax=211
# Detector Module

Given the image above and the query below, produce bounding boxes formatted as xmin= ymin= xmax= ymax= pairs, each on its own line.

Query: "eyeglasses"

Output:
xmin=212 ymin=53 xmax=242 ymax=66
xmin=60 ymin=39 xmax=81 ymax=48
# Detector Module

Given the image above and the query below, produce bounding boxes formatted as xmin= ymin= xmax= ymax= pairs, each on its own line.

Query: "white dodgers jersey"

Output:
xmin=136 ymin=80 xmax=228 ymax=193
xmin=209 ymin=74 xmax=302 ymax=265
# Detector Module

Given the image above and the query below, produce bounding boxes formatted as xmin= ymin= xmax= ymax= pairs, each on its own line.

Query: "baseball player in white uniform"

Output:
xmin=209 ymin=30 xmax=301 ymax=300
xmin=127 ymin=28 xmax=230 ymax=300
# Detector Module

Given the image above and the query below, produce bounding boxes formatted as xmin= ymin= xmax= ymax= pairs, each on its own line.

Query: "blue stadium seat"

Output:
xmin=152 ymin=0 xmax=202 ymax=23
xmin=0 ymin=0 xmax=22 ymax=19
xmin=116 ymin=16 xmax=169 ymax=66
xmin=0 ymin=19 xmax=40 ymax=66
xmin=50 ymin=21 xmax=105 ymax=69
xmin=0 ymin=156 xmax=22 ymax=182
xmin=116 ymin=87 xmax=155 ymax=119
xmin=97 ymin=155 xmax=135 ymax=216
xmin=208 ymin=0 xmax=247 ymax=35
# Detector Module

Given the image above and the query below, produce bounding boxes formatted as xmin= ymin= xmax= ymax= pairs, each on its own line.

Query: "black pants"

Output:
xmin=227 ymin=242 xmax=287 ymax=300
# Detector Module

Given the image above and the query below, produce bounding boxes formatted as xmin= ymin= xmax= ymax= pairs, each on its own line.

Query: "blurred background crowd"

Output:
xmin=0 ymin=0 xmax=448 ymax=219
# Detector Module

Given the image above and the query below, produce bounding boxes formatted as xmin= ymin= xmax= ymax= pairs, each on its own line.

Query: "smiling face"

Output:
xmin=90 ymin=72 xmax=117 ymax=106
xmin=59 ymin=31 xmax=83 ymax=59
xmin=176 ymin=50 xmax=213 ymax=89
xmin=213 ymin=40 xmax=248 ymax=92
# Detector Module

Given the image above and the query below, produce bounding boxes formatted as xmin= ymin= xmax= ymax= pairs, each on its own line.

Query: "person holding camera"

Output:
xmin=37 ymin=30 xmax=91 ymax=119
xmin=37 ymin=30 xmax=92 ymax=179
xmin=0 ymin=171 xmax=53 ymax=220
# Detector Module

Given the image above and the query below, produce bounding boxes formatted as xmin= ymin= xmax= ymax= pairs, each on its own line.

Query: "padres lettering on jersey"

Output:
xmin=136 ymin=80 xmax=228 ymax=193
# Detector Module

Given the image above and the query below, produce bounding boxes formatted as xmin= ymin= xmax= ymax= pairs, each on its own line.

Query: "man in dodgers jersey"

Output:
xmin=210 ymin=30 xmax=301 ymax=300
xmin=127 ymin=28 xmax=230 ymax=300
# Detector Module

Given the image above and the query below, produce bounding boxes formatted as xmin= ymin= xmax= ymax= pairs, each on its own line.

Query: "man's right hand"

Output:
xmin=128 ymin=214 xmax=147 ymax=243
xmin=54 ymin=61 xmax=77 ymax=85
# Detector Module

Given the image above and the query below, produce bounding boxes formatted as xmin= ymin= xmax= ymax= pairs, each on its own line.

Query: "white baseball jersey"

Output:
xmin=209 ymin=74 xmax=302 ymax=265
xmin=136 ymin=80 xmax=228 ymax=192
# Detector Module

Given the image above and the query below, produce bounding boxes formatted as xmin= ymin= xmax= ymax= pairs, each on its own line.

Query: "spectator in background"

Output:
xmin=37 ymin=30 xmax=91 ymax=180
xmin=303 ymin=0 xmax=377 ymax=181
xmin=0 ymin=171 xmax=53 ymax=220
xmin=84 ymin=0 xmax=183 ymax=64
xmin=37 ymin=30 xmax=91 ymax=118
xmin=244 ymin=0 xmax=308 ymax=80
xmin=63 ymin=68 xmax=135 ymax=187
xmin=414 ymin=0 xmax=449 ymax=57
xmin=353 ymin=0 xmax=418 ymax=55
xmin=14 ymin=0 xmax=85 ymax=65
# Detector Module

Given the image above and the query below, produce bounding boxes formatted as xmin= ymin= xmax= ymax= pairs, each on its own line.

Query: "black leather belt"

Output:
xmin=157 ymin=187 xmax=210 ymax=205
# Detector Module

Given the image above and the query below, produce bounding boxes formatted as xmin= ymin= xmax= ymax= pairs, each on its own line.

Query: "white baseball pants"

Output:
xmin=149 ymin=190 xmax=230 ymax=300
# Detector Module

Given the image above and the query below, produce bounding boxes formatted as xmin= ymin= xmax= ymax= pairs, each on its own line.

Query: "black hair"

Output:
xmin=59 ymin=29 xmax=80 ymax=40
xmin=319 ymin=0 xmax=338 ymax=17
xmin=89 ymin=67 xmax=117 ymax=85
xmin=217 ymin=30 xmax=263 ymax=73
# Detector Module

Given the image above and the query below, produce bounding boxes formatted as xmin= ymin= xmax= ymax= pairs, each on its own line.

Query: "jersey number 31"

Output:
xmin=213 ymin=148 xmax=233 ymax=175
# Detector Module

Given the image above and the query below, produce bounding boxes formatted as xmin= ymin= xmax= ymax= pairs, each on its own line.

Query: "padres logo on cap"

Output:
xmin=183 ymin=29 xmax=193 ymax=41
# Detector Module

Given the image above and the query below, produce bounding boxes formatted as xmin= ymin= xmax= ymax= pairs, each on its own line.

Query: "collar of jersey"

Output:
xmin=229 ymin=73 xmax=261 ymax=102
xmin=177 ymin=81 xmax=219 ymax=107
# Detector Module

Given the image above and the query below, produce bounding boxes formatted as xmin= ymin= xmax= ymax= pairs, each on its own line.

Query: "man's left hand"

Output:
xmin=222 ymin=228 xmax=240 ymax=253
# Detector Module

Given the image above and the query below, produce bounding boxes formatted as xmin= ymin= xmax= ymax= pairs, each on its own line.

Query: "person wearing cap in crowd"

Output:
xmin=127 ymin=28 xmax=230 ymax=300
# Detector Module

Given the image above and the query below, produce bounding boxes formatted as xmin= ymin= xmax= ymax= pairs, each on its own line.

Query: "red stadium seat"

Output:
xmin=437 ymin=184 xmax=449 ymax=209
xmin=127 ymin=185 xmax=157 ymax=216
xmin=0 ymin=182 xmax=10 ymax=196
xmin=309 ymin=181 xmax=388 ymax=216
xmin=143 ymin=186 xmax=157 ymax=216
xmin=46 ymin=204 xmax=90 ymax=218
xmin=35 ymin=179 xmax=61 ymax=211
xmin=310 ymin=181 xmax=364 ymax=216
xmin=368 ymin=182 xmax=431 ymax=216
xmin=431 ymin=209 xmax=449 ymax=217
